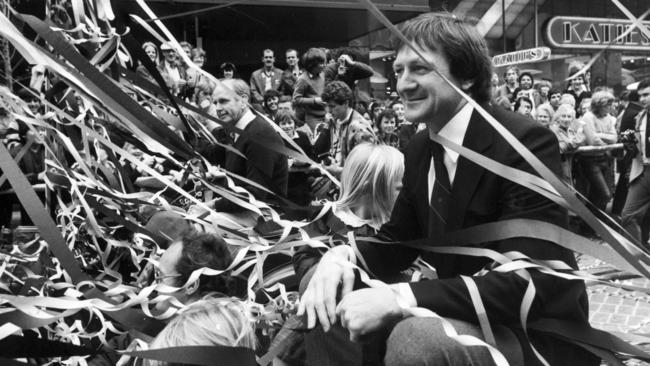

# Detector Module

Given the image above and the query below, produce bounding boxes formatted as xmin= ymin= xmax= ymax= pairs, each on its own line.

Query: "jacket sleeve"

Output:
xmin=214 ymin=133 xmax=280 ymax=212
xmin=250 ymin=72 xmax=263 ymax=104
xmin=407 ymin=126 xmax=587 ymax=325
xmin=346 ymin=61 xmax=374 ymax=81
xmin=292 ymin=78 xmax=315 ymax=106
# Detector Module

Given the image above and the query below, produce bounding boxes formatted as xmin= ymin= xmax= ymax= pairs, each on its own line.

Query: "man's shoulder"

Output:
xmin=251 ymin=68 xmax=264 ymax=77
xmin=247 ymin=116 xmax=282 ymax=140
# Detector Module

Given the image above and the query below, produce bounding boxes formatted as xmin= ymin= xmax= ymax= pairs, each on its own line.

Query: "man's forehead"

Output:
xmin=213 ymin=85 xmax=238 ymax=99
xmin=638 ymin=87 xmax=650 ymax=96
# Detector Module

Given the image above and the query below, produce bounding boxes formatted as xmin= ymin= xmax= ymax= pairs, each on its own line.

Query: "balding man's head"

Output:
xmin=213 ymin=78 xmax=250 ymax=124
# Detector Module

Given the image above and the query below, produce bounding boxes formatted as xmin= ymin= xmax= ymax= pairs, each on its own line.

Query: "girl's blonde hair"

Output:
xmin=145 ymin=297 xmax=256 ymax=366
xmin=336 ymin=143 xmax=404 ymax=228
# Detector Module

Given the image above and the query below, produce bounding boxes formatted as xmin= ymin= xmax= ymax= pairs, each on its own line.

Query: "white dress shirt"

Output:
xmin=394 ymin=102 xmax=474 ymax=308
xmin=232 ymin=110 xmax=256 ymax=143
xmin=427 ymin=102 xmax=474 ymax=197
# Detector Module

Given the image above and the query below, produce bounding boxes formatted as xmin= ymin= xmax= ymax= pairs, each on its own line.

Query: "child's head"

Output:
xmin=146 ymin=298 xmax=256 ymax=366
xmin=337 ymin=143 xmax=404 ymax=228
xmin=275 ymin=110 xmax=295 ymax=136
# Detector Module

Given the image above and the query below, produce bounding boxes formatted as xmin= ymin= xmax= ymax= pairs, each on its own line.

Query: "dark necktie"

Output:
xmin=428 ymin=141 xmax=451 ymax=237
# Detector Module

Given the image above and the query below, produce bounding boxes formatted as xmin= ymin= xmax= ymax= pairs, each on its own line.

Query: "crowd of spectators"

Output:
xmin=491 ymin=65 xmax=650 ymax=244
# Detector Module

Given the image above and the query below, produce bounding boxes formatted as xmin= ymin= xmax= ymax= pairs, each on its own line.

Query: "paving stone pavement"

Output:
xmin=579 ymin=255 xmax=650 ymax=365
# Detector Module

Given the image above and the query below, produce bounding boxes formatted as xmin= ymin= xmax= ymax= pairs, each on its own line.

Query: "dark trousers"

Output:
xmin=622 ymin=168 xmax=650 ymax=246
xmin=581 ymin=156 xmax=613 ymax=211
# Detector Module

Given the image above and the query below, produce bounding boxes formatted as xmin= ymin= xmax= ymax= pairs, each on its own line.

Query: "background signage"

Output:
xmin=546 ymin=16 xmax=650 ymax=51
xmin=492 ymin=47 xmax=551 ymax=67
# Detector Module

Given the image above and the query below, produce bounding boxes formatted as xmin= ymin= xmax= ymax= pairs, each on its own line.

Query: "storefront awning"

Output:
xmin=453 ymin=0 xmax=546 ymax=39
xmin=143 ymin=0 xmax=430 ymax=12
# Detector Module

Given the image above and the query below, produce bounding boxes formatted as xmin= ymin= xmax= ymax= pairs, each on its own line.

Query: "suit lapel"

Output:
xmin=447 ymin=108 xmax=494 ymax=230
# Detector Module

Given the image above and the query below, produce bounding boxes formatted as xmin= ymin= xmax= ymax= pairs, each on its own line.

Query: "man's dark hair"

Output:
xmin=329 ymin=47 xmax=361 ymax=62
xmin=514 ymin=96 xmax=533 ymax=111
xmin=638 ymin=78 xmax=650 ymax=91
xmin=302 ymin=48 xmax=326 ymax=73
xmin=263 ymin=89 xmax=281 ymax=104
xmin=172 ymin=232 xmax=234 ymax=296
xmin=503 ymin=66 xmax=520 ymax=78
xmin=321 ymin=81 xmax=354 ymax=106
xmin=393 ymin=12 xmax=493 ymax=104
xmin=548 ymin=87 xmax=562 ymax=97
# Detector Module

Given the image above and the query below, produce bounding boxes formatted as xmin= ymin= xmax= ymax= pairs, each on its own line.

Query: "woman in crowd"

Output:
xmin=580 ymin=90 xmax=618 ymax=211
xmin=550 ymin=103 xmax=586 ymax=184
xmin=578 ymin=97 xmax=592 ymax=118
xmin=514 ymin=72 xmax=540 ymax=107
xmin=220 ymin=62 xmax=237 ymax=80
xmin=145 ymin=298 xmax=256 ymax=366
xmin=536 ymin=103 xmax=554 ymax=128
xmin=376 ymin=108 xmax=400 ymax=148
xmin=136 ymin=42 xmax=159 ymax=80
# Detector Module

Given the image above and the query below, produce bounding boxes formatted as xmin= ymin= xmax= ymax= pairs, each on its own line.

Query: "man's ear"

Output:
xmin=185 ymin=278 xmax=199 ymax=296
xmin=461 ymin=80 xmax=474 ymax=92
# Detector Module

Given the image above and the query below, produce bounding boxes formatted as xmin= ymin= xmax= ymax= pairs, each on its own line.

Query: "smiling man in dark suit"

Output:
xmin=295 ymin=12 xmax=598 ymax=366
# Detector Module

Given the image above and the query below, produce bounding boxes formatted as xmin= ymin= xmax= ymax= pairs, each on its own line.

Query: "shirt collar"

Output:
xmin=430 ymin=102 xmax=473 ymax=164
xmin=336 ymin=109 xmax=353 ymax=125
xmin=234 ymin=109 xmax=256 ymax=134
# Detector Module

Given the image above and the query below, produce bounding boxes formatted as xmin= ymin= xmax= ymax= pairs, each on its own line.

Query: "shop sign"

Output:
xmin=492 ymin=47 xmax=551 ymax=67
xmin=545 ymin=16 xmax=650 ymax=51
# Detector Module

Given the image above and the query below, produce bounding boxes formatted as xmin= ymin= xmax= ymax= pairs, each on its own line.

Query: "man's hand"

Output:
xmin=297 ymin=246 xmax=356 ymax=332
xmin=336 ymin=287 xmax=404 ymax=342
xmin=338 ymin=54 xmax=355 ymax=66
xmin=314 ymin=97 xmax=326 ymax=106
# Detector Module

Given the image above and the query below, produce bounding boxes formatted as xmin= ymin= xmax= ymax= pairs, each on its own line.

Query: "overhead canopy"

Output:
xmin=117 ymin=1 xmax=427 ymax=43
xmin=453 ymin=0 xmax=545 ymax=39
xmin=143 ymin=0 xmax=430 ymax=12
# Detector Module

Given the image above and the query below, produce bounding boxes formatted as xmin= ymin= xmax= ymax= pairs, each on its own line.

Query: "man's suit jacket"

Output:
xmin=630 ymin=109 xmax=649 ymax=183
xmin=204 ymin=115 xmax=288 ymax=213
xmin=355 ymin=105 xmax=593 ymax=365
xmin=250 ymin=67 xmax=284 ymax=104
